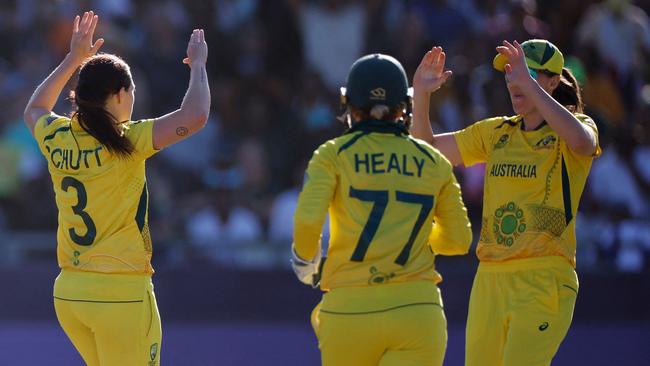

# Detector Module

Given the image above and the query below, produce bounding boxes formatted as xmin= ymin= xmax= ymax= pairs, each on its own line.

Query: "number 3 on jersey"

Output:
xmin=349 ymin=186 xmax=434 ymax=265
xmin=61 ymin=176 xmax=97 ymax=246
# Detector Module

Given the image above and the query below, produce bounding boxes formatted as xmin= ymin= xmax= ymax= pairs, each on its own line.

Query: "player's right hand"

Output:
xmin=69 ymin=11 xmax=104 ymax=64
xmin=413 ymin=46 xmax=452 ymax=95
xmin=291 ymin=243 xmax=323 ymax=288
xmin=183 ymin=29 xmax=208 ymax=67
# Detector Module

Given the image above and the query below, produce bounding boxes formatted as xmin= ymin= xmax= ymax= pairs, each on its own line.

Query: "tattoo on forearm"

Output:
xmin=176 ymin=127 xmax=188 ymax=136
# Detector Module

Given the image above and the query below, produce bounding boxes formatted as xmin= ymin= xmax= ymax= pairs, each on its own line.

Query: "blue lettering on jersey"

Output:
xmin=48 ymin=146 xmax=103 ymax=170
xmin=354 ymin=153 xmax=425 ymax=177
xmin=371 ymin=153 xmax=385 ymax=173
xmin=355 ymin=153 xmax=370 ymax=173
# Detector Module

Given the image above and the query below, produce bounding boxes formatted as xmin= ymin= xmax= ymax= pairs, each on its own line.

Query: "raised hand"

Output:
xmin=496 ymin=40 xmax=536 ymax=91
xmin=413 ymin=46 xmax=453 ymax=94
xmin=183 ymin=29 xmax=208 ymax=67
xmin=69 ymin=11 xmax=104 ymax=64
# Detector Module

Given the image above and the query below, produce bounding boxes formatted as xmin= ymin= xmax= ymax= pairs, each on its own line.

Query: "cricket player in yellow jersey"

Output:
xmin=292 ymin=53 xmax=472 ymax=366
xmin=23 ymin=11 xmax=210 ymax=365
xmin=411 ymin=40 xmax=601 ymax=366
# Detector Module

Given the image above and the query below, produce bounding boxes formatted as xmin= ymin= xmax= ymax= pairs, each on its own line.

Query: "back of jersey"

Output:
xmin=34 ymin=113 xmax=158 ymax=274
xmin=294 ymin=121 xmax=472 ymax=290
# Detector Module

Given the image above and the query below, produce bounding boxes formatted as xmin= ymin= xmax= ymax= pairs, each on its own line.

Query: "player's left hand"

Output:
xmin=291 ymin=243 xmax=323 ymax=288
xmin=413 ymin=46 xmax=453 ymax=95
xmin=69 ymin=11 xmax=104 ymax=65
xmin=496 ymin=40 xmax=537 ymax=92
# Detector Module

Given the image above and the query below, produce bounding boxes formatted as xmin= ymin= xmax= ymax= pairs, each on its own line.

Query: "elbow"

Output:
xmin=452 ymin=229 xmax=473 ymax=255
xmin=196 ymin=110 xmax=209 ymax=128
xmin=430 ymin=231 xmax=473 ymax=256
xmin=182 ymin=109 xmax=209 ymax=131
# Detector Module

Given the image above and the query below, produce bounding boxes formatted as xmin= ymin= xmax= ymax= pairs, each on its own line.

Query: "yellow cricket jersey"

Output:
xmin=294 ymin=120 xmax=472 ymax=291
xmin=453 ymin=114 xmax=601 ymax=266
xmin=34 ymin=113 xmax=158 ymax=274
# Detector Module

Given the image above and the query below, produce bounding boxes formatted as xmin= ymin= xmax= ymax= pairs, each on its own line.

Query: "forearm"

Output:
xmin=179 ymin=63 xmax=210 ymax=129
xmin=526 ymin=83 xmax=596 ymax=155
xmin=428 ymin=177 xmax=472 ymax=255
xmin=24 ymin=54 xmax=80 ymax=128
xmin=293 ymin=223 xmax=322 ymax=261
xmin=411 ymin=91 xmax=435 ymax=145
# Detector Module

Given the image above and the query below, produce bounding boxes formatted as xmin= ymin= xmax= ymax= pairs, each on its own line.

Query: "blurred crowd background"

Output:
xmin=0 ymin=0 xmax=649 ymax=273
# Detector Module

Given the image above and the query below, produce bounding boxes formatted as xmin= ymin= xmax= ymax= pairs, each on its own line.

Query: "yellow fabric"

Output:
xmin=313 ymin=281 xmax=447 ymax=366
xmin=465 ymin=257 xmax=578 ymax=366
xmin=453 ymin=114 xmax=600 ymax=266
xmin=294 ymin=121 xmax=472 ymax=291
xmin=53 ymin=270 xmax=162 ymax=366
xmin=34 ymin=113 xmax=159 ymax=274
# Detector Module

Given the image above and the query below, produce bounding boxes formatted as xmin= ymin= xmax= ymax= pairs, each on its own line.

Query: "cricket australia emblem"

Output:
xmin=368 ymin=266 xmax=395 ymax=285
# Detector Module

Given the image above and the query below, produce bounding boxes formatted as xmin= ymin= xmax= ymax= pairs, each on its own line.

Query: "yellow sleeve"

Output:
xmin=34 ymin=112 xmax=65 ymax=141
xmin=124 ymin=119 xmax=159 ymax=159
xmin=428 ymin=159 xmax=472 ymax=255
xmin=293 ymin=140 xmax=338 ymax=261
xmin=452 ymin=117 xmax=504 ymax=166
xmin=573 ymin=113 xmax=602 ymax=158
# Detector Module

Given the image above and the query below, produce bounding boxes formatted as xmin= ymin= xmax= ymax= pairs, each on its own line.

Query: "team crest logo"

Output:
xmin=369 ymin=88 xmax=387 ymax=101
xmin=494 ymin=134 xmax=509 ymax=149
xmin=534 ymin=135 xmax=557 ymax=150
xmin=149 ymin=343 xmax=159 ymax=365
xmin=493 ymin=202 xmax=526 ymax=246
xmin=368 ymin=266 xmax=395 ymax=285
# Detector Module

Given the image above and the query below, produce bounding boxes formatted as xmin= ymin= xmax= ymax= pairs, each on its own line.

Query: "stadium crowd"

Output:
xmin=0 ymin=0 xmax=648 ymax=272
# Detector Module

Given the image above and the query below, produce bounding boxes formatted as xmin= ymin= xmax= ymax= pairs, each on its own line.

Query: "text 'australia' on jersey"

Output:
xmin=294 ymin=121 xmax=472 ymax=291
xmin=453 ymin=114 xmax=601 ymax=266
xmin=34 ymin=113 xmax=159 ymax=274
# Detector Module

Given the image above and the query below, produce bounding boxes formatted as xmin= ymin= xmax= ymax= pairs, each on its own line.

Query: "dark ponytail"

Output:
xmin=72 ymin=54 xmax=134 ymax=158
xmin=552 ymin=67 xmax=583 ymax=114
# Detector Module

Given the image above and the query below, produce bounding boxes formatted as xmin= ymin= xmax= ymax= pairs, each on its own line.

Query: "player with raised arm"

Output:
xmin=292 ymin=53 xmax=472 ymax=366
xmin=23 ymin=11 xmax=210 ymax=365
xmin=411 ymin=41 xmax=600 ymax=366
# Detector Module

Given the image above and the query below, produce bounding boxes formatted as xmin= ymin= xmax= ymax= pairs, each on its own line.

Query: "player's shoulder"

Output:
xmin=307 ymin=137 xmax=340 ymax=163
xmin=35 ymin=113 xmax=71 ymax=143
xmin=406 ymin=135 xmax=453 ymax=171
xmin=321 ymin=132 xmax=365 ymax=155
xmin=573 ymin=113 xmax=597 ymax=130
xmin=477 ymin=115 xmax=520 ymax=130
xmin=123 ymin=118 xmax=154 ymax=133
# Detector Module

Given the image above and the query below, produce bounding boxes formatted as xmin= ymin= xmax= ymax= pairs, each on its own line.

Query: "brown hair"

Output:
xmin=552 ymin=67 xmax=584 ymax=113
xmin=72 ymin=54 xmax=134 ymax=157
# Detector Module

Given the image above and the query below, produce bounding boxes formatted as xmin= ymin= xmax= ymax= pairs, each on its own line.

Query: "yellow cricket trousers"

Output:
xmin=313 ymin=280 xmax=448 ymax=366
xmin=465 ymin=256 xmax=578 ymax=366
xmin=53 ymin=269 xmax=162 ymax=366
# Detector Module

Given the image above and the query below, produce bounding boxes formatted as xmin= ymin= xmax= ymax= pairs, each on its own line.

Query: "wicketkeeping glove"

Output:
xmin=291 ymin=243 xmax=324 ymax=288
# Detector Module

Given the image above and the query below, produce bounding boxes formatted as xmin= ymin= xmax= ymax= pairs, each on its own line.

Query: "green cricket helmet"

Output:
xmin=341 ymin=53 xmax=412 ymax=110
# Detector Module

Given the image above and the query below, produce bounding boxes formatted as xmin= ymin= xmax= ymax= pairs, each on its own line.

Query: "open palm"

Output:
xmin=69 ymin=11 xmax=104 ymax=64
xmin=413 ymin=46 xmax=453 ymax=94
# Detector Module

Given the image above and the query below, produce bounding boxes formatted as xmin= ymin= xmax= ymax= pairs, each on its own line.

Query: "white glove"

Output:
xmin=291 ymin=243 xmax=323 ymax=287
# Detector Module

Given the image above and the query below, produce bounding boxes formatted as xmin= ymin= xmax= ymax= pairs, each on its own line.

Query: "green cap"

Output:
xmin=341 ymin=54 xmax=410 ymax=110
xmin=493 ymin=39 xmax=564 ymax=75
